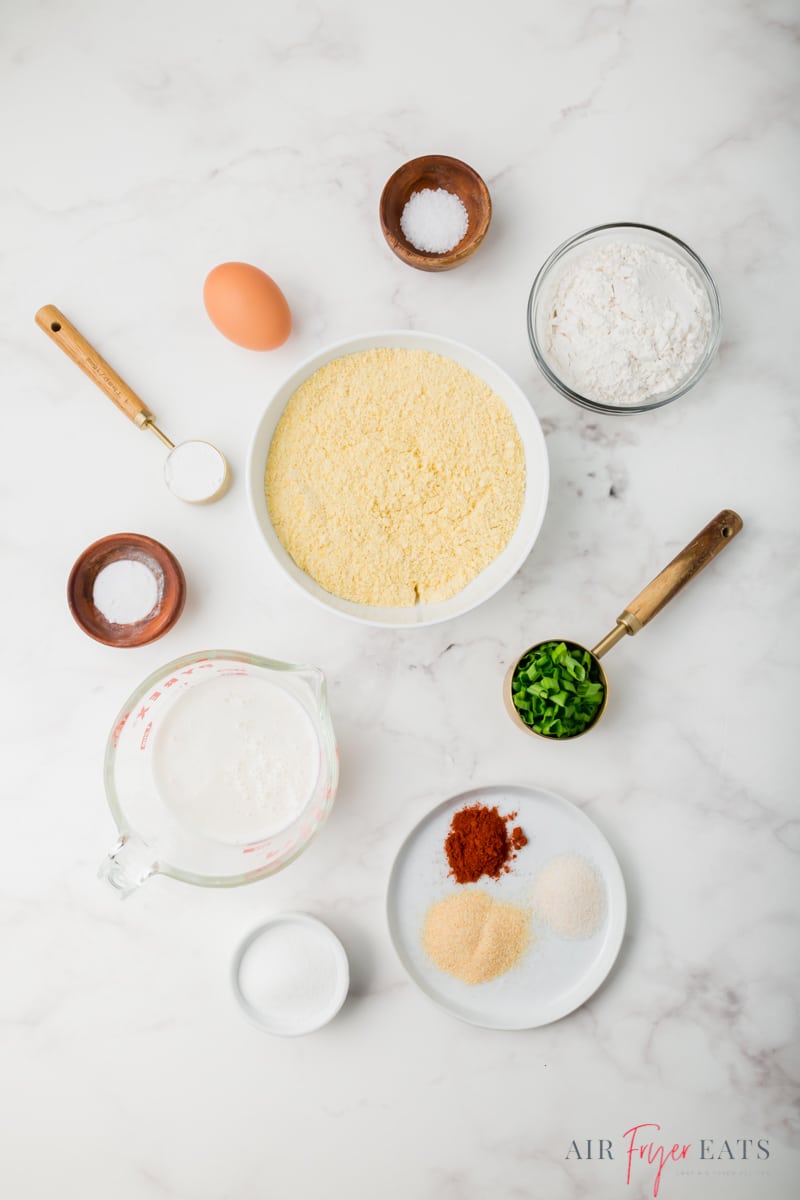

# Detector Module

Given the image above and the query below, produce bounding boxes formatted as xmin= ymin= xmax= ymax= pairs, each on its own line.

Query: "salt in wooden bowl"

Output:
xmin=379 ymin=155 xmax=492 ymax=272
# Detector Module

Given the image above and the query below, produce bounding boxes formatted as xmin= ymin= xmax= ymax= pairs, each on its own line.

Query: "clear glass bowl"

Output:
xmin=527 ymin=222 xmax=722 ymax=415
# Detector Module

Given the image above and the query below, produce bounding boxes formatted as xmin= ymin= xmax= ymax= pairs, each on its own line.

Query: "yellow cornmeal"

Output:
xmin=422 ymin=890 xmax=531 ymax=985
xmin=265 ymin=348 xmax=525 ymax=607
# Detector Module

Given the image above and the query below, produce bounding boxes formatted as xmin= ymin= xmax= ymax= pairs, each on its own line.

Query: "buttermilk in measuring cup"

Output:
xmin=152 ymin=674 xmax=318 ymax=844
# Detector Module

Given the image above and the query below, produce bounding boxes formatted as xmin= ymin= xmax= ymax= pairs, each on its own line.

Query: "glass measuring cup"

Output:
xmin=100 ymin=650 xmax=338 ymax=895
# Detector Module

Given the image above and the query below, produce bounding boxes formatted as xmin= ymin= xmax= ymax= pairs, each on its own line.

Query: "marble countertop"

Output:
xmin=2 ymin=1 xmax=797 ymax=1197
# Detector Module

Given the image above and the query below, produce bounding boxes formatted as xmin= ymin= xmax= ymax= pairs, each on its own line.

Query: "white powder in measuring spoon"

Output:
xmin=164 ymin=439 xmax=229 ymax=503
xmin=542 ymin=241 xmax=712 ymax=406
xmin=92 ymin=559 xmax=160 ymax=625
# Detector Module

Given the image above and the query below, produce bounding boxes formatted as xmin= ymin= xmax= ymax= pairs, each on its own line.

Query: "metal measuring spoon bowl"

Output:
xmin=505 ymin=509 xmax=743 ymax=740
xmin=163 ymin=439 xmax=230 ymax=503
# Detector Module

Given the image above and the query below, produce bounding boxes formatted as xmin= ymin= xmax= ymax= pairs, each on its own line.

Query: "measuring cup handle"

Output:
xmin=35 ymin=304 xmax=155 ymax=429
xmin=619 ymin=509 xmax=743 ymax=633
xmin=99 ymin=834 xmax=157 ymax=897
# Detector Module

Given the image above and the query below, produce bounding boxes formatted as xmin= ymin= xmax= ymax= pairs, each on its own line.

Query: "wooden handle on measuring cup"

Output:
xmin=617 ymin=509 xmax=743 ymax=634
xmin=35 ymin=304 xmax=155 ymax=429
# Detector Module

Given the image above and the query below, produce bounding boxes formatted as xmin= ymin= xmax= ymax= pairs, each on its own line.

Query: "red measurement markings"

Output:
xmin=112 ymin=712 xmax=131 ymax=747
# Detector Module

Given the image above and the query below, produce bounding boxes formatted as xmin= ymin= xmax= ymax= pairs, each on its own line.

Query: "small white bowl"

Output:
xmin=246 ymin=330 xmax=549 ymax=628
xmin=231 ymin=913 xmax=349 ymax=1036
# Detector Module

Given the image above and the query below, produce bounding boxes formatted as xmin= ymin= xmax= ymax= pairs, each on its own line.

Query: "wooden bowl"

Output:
xmin=379 ymin=155 xmax=492 ymax=271
xmin=67 ymin=533 xmax=186 ymax=648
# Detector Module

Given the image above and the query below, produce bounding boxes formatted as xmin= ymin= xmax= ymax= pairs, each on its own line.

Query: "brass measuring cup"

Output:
xmin=504 ymin=509 xmax=743 ymax=739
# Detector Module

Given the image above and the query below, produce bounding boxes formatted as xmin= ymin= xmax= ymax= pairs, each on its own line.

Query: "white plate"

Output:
xmin=246 ymin=330 xmax=549 ymax=627
xmin=387 ymin=784 xmax=626 ymax=1029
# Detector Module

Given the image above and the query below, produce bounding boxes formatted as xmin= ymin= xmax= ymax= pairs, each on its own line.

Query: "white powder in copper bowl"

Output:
xmin=92 ymin=559 xmax=160 ymax=625
xmin=540 ymin=240 xmax=712 ymax=407
xmin=531 ymin=854 xmax=606 ymax=939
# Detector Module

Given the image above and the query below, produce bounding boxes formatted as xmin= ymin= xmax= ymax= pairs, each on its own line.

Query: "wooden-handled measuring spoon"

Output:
xmin=36 ymin=305 xmax=230 ymax=503
xmin=505 ymin=509 xmax=744 ymax=739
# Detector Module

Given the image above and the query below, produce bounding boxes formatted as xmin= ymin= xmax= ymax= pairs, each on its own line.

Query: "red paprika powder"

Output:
xmin=444 ymin=803 xmax=528 ymax=884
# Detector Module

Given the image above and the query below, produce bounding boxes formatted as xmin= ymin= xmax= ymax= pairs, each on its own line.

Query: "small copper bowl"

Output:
xmin=379 ymin=154 xmax=492 ymax=271
xmin=67 ymin=533 xmax=186 ymax=648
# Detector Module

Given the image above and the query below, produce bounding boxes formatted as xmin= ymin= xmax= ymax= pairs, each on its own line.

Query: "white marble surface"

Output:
xmin=2 ymin=1 xmax=798 ymax=1197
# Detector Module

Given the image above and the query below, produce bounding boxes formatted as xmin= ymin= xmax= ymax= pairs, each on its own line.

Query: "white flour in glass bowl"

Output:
xmin=540 ymin=240 xmax=713 ymax=408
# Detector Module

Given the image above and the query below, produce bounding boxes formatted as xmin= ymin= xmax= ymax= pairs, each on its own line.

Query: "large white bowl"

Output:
xmin=246 ymin=330 xmax=549 ymax=628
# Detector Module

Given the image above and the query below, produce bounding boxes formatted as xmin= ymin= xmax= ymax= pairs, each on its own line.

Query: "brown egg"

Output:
xmin=203 ymin=262 xmax=292 ymax=350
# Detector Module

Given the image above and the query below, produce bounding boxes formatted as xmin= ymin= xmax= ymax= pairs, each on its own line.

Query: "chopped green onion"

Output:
xmin=511 ymin=641 xmax=605 ymax=738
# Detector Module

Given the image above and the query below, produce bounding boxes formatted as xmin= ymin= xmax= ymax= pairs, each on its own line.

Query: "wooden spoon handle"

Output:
xmin=35 ymin=304 xmax=154 ymax=428
xmin=619 ymin=509 xmax=743 ymax=633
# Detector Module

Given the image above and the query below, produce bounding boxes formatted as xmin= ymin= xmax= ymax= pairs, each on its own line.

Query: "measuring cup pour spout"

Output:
xmin=99 ymin=834 xmax=157 ymax=897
